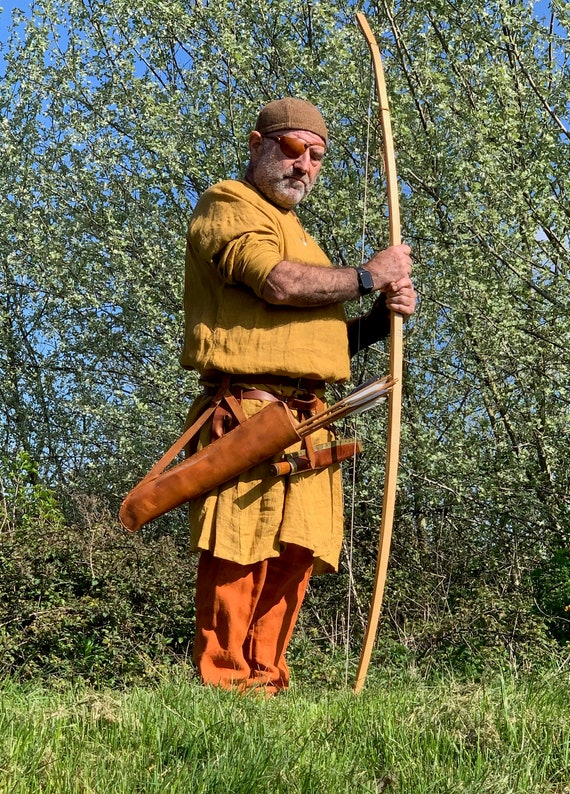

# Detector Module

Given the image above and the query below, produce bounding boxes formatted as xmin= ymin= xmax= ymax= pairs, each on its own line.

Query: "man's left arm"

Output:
xmin=347 ymin=277 xmax=417 ymax=356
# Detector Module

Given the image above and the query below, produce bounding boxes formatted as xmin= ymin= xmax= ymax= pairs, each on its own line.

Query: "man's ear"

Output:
xmin=248 ymin=130 xmax=264 ymax=162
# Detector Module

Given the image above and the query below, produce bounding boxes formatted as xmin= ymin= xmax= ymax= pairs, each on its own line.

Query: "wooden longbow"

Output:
xmin=353 ymin=12 xmax=404 ymax=694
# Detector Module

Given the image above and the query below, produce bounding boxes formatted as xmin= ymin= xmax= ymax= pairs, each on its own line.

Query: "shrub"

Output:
xmin=0 ymin=453 xmax=197 ymax=684
xmin=532 ymin=549 xmax=570 ymax=643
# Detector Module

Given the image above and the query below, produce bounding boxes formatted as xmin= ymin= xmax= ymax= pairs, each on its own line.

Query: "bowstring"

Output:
xmin=344 ymin=72 xmax=375 ymax=686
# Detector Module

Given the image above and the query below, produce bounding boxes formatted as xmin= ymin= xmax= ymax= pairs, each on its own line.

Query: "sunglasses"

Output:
xmin=263 ymin=134 xmax=326 ymax=163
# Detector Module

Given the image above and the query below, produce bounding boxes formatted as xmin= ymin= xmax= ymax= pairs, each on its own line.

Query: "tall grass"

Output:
xmin=1 ymin=666 xmax=569 ymax=793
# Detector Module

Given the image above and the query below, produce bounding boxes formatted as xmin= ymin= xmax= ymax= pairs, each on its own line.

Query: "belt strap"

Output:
xmin=138 ymin=375 xmax=231 ymax=486
xmin=136 ymin=374 xmax=324 ymax=489
xmin=229 ymin=386 xmax=321 ymax=413
xmin=202 ymin=371 xmax=326 ymax=394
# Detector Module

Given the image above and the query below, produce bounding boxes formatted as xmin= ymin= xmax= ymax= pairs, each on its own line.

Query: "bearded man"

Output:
xmin=180 ymin=97 xmax=416 ymax=693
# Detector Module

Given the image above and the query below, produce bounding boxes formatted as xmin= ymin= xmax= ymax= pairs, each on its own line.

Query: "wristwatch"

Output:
xmin=356 ymin=267 xmax=374 ymax=296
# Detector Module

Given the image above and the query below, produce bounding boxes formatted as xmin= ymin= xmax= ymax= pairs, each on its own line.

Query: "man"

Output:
xmin=180 ymin=97 xmax=416 ymax=693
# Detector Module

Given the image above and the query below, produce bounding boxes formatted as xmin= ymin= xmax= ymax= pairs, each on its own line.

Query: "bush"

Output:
xmin=1 ymin=452 xmax=567 ymax=686
xmin=0 ymin=453 xmax=197 ymax=684
xmin=532 ymin=549 xmax=570 ymax=643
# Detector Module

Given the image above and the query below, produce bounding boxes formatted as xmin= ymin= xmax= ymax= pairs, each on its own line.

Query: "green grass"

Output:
xmin=1 ymin=666 xmax=569 ymax=793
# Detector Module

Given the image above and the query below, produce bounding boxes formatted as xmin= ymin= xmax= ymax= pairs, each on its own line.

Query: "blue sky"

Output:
xmin=0 ymin=0 xmax=20 ymax=31
xmin=0 ymin=1 xmax=24 ymax=42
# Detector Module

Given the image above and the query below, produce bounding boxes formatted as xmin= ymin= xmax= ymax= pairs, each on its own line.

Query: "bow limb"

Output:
xmin=353 ymin=12 xmax=403 ymax=694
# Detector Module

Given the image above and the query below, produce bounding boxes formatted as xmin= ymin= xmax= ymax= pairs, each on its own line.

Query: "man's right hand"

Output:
xmin=364 ymin=244 xmax=412 ymax=293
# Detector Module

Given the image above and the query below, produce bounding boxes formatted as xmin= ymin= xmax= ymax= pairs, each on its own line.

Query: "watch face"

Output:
xmin=358 ymin=268 xmax=374 ymax=293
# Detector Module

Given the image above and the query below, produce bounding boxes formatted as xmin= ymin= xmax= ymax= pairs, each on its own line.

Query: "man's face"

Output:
xmin=248 ymin=129 xmax=326 ymax=209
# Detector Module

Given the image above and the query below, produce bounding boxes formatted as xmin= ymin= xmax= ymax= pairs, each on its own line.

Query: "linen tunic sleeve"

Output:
xmin=191 ymin=183 xmax=284 ymax=296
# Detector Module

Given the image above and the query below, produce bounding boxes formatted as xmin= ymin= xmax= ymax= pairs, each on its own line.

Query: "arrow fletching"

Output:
xmin=297 ymin=375 xmax=396 ymax=437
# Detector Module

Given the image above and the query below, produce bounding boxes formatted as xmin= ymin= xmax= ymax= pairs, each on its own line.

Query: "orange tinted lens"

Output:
xmin=278 ymin=136 xmax=308 ymax=158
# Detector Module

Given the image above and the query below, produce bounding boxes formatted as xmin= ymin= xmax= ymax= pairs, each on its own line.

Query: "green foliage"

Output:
xmin=0 ymin=454 xmax=197 ymax=683
xmin=1 ymin=451 xmax=65 ymax=530
xmin=532 ymin=549 xmax=570 ymax=642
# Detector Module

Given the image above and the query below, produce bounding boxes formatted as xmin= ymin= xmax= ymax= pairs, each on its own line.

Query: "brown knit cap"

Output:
xmin=254 ymin=98 xmax=328 ymax=145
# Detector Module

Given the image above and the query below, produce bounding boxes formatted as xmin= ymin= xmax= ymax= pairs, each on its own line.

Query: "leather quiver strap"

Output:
xmin=269 ymin=439 xmax=362 ymax=477
xmin=119 ymin=400 xmax=301 ymax=533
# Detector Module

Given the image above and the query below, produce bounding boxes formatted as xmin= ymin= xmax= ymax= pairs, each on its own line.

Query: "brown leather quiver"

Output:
xmin=119 ymin=400 xmax=301 ymax=533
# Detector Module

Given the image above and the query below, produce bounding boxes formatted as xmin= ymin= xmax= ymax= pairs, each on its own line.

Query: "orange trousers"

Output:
xmin=193 ymin=544 xmax=314 ymax=693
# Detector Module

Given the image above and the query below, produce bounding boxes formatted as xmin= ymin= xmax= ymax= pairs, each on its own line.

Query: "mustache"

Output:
xmin=284 ymin=169 xmax=310 ymax=186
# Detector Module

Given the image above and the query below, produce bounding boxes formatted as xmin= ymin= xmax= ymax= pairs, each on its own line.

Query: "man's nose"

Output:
xmin=293 ymin=150 xmax=311 ymax=171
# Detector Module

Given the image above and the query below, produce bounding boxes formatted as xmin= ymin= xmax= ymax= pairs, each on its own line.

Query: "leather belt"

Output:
xmin=228 ymin=386 xmax=320 ymax=412
xmin=232 ymin=388 xmax=282 ymax=403
xmin=201 ymin=373 xmax=326 ymax=442
xmin=201 ymin=371 xmax=326 ymax=394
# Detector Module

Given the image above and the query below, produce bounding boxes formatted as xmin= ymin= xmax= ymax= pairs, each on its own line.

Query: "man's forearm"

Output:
xmin=261 ymin=260 xmax=361 ymax=306
xmin=261 ymin=245 xmax=412 ymax=307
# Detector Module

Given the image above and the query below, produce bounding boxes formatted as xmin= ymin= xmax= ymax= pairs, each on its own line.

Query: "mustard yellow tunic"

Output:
xmin=181 ymin=179 xmax=351 ymax=573
xmin=180 ymin=179 xmax=351 ymax=382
